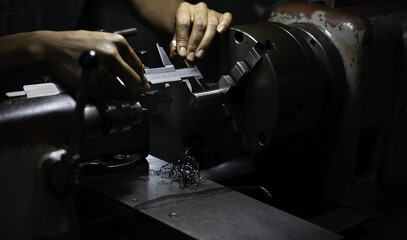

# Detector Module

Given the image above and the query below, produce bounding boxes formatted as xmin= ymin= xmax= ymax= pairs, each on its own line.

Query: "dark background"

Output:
xmin=78 ymin=0 xmax=276 ymax=67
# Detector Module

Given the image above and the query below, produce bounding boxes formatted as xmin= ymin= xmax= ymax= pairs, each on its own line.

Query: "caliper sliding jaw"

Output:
xmin=144 ymin=43 xmax=267 ymax=108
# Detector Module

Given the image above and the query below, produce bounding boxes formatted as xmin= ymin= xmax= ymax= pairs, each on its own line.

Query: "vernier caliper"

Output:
xmin=145 ymin=42 xmax=266 ymax=108
xmin=144 ymin=43 xmax=204 ymax=88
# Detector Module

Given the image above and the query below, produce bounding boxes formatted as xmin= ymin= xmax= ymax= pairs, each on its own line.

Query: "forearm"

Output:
xmin=126 ymin=0 xmax=183 ymax=34
xmin=0 ymin=30 xmax=149 ymax=97
xmin=0 ymin=32 xmax=45 ymax=81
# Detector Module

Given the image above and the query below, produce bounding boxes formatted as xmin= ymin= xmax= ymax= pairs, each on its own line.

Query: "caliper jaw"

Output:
xmin=144 ymin=42 xmax=266 ymax=108
xmin=190 ymin=45 xmax=266 ymax=108
xmin=144 ymin=43 xmax=203 ymax=88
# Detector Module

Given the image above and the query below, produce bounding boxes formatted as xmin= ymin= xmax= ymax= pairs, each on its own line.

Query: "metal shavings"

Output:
xmin=150 ymin=155 xmax=201 ymax=189
xmin=173 ymin=155 xmax=201 ymax=188
xmin=150 ymin=143 xmax=202 ymax=189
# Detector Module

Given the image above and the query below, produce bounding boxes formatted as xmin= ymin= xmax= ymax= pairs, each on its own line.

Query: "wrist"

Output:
xmin=25 ymin=31 xmax=50 ymax=67
xmin=0 ymin=31 xmax=51 ymax=82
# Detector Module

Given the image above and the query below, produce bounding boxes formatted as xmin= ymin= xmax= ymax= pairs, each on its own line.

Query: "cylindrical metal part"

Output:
xmin=99 ymin=100 xmax=143 ymax=133
xmin=0 ymin=94 xmax=144 ymax=146
xmin=191 ymin=89 xmax=225 ymax=108
xmin=190 ymin=69 xmax=239 ymax=108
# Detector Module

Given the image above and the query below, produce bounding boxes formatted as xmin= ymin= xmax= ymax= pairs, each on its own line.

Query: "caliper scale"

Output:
xmin=144 ymin=43 xmax=204 ymax=86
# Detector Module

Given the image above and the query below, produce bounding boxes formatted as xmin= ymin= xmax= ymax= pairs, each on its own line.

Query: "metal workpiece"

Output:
xmin=81 ymin=155 xmax=342 ymax=240
xmin=190 ymin=75 xmax=235 ymax=108
xmin=192 ymin=21 xmax=345 ymax=156
xmin=190 ymin=89 xmax=225 ymax=108
xmin=217 ymin=75 xmax=235 ymax=93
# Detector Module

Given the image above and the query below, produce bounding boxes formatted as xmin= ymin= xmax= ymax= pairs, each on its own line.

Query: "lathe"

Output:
xmin=1 ymin=0 xmax=407 ymax=239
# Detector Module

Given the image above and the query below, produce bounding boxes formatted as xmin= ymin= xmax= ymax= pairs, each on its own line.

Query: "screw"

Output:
xmin=168 ymin=212 xmax=179 ymax=218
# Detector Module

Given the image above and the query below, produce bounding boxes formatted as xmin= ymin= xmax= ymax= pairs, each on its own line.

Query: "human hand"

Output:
xmin=170 ymin=2 xmax=232 ymax=62
xmin=35 ymin=30 xmax=149 ymax=99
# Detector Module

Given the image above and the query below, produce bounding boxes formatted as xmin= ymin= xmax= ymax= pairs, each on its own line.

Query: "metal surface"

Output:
xmin=269 ymin=0 xmax=407 ymax=202
xmin=0 ymin=95 xmax=149 ymax=238
xmin=0 ymin=93 xmax=147 ymax=156
xmin=190 ymin=21 xmax=345 ymax=159
xmin=2 ymin=5 xmax=407 ymax=238
xmin=83 ymin=155 xmax=342 ymax=240
xmin=191 ymin=45 xmax=265 ymax=108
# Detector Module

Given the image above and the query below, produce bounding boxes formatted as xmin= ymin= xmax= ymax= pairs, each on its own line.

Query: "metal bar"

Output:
xmin=114 ymin=28 xmax=138 ymax=37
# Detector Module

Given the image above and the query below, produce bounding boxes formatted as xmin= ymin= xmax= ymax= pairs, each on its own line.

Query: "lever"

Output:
xmin=42 ymin=50 xmax=99 ymax=196
xmin=98 ymin=28 xmax=138 ymax=38
xmin=114 ymin=28 xmax=138 ymax=37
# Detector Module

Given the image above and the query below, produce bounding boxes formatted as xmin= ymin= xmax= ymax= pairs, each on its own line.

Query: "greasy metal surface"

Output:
xmin=269 ymin=1 xmax=407 ymax=201
xmin=88 ymin=155 xmax=342 ymax=240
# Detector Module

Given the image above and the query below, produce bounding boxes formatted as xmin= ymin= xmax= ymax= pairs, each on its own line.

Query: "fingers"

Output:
xmin=217 ymin=12 xmax=233 ymax=33
xmin=174 ymin=2 xmax=233 ymax=62
xmin=101 ymin=34 xmax=150 ymax=96
xmin=140 ymin=64 xmax=150 ymax=92
xmin=175 ymin=3 xmax=192 ymax=58
xmin=194 ymin=11 xmax=232 ymax=60
xmin=44 ymin=30 xmax=149 ymax=99
xmin=193 ymin=10 xmax=219 ymax=60
xmin=184 ymin=3 xmax=208 ymax=62
xmin=104 ymin=52 xmax=144 ymax=95
xmin=116 ymin=36 xmax=150 ymax=92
